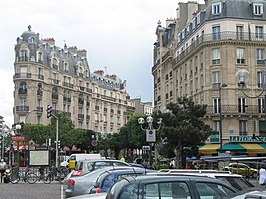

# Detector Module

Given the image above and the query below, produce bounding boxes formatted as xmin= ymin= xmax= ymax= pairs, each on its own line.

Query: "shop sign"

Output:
xmin=209 ymin=134 xmax=220 ymax=143
xmin=229 ymin=136 xmax=266 ymax=143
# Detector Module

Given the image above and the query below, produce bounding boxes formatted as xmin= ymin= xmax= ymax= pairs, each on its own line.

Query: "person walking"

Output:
xmin=0 ymin=159 xmax=7 ymax=183
xmin=259 ymin=167 xmax=266 ymax=186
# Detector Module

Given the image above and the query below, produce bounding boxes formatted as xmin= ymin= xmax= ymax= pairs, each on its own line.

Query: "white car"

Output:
xmin=231 ymin=188 xmax=266 ymax=199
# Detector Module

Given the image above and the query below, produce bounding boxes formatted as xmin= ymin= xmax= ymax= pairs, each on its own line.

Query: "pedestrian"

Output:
xmin=120 ymin=156 xmax=125 ymax=162
xmin=0 ymin=159 xmax=7 ymax=183
xmin=259 ymin=166 xmax=266 ymax=186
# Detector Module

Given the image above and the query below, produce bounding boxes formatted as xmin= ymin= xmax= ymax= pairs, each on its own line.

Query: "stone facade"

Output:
xmin=153 ymin=0 xmax=266 ymax=145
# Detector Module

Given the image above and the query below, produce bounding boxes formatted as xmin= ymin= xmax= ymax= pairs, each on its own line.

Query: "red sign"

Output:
xmin=91 ymin=140 xmax=98 ymax=147
xmin=12 ymin=136 xmax=26 ymax=141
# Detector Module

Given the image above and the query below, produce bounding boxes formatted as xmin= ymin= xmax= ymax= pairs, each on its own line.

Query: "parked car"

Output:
xmin=65 ymin=166 xmax=151 ymax=198
xmin=157 ymin=169 xmax=254 ymax=191
xmin=230 ymin=187 xmax=266 ymax=199
xmin=221 ymin=162 xmax=258 ymax=178
xmin=90 ymin=167 xmax=154 ymax=194
xmin=70 ymin=159 xmax=131 ymax=177
xmin=105 ymin=175 xmax=238 ymax=199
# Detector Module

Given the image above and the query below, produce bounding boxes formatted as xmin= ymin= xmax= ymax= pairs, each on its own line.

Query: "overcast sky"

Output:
xmin=0 ymin=0 xmax=203 ymax=126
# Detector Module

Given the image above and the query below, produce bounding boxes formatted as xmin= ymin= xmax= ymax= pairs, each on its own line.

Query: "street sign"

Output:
xmin=91 ymin=140 xmax=98 ymax=147
xmin=142 ymin=145 xmax=150 ymax=150
xmin=146 ymin=129 xmax=156 ymax=142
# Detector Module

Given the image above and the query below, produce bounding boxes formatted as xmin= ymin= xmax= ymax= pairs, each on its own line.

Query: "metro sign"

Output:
xmin=12 ymin=136 xmax=26 ymax=141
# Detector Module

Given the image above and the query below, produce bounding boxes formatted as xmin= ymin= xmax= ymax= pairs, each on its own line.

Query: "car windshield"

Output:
xmin=216 ymin=176 xmax=254 ymax=191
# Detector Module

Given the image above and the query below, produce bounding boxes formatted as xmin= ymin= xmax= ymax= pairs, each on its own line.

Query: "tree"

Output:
xmin=158 ymin=97 xmax=212 ymax=168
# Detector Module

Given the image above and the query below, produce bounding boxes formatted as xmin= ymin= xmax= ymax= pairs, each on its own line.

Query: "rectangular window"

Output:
xmin=254 ymin=4 xmax=263 ymax=15
xmin=236 ymin=25 xmax=244 ymax=40
xmin=237 ymin=48 xmax=245 ymax=64
xmin=213 ymin=26 xmax=221 ymax=40
xmin=258 ymin=98 xmax=265 ymax=113
xmin=212 ymin=2 xmax=222 ymax=15
xmin=212 ymin=71 xmax=220 ymax=84
xmin=213 ymin=98 xmax=220 ymax=113
xmin=239 ymin=120 xmax=247 ymax=135
xmin=238 ymin=97 xmax=246 ymax=113
xmin=257 ymin=72 xmax=263 ymax=88
xmin=256 ymin=26 xmax=263 ymax=39
xmin=214 ymin=120 xmax=221 ymax=132
xmin=212 ymin=48 xmax=221 ymax=65
xmin=257 ymin=48 xmax=265 ymax=64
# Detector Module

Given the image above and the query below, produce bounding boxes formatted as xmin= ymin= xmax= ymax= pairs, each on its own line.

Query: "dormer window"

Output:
xmin=254 ymin=3 xmax=263 ymax=16
xmin=196 ymin=13 xmax=201 ymax=25
xmin=212 ymin=2 xmax=222 ymax=15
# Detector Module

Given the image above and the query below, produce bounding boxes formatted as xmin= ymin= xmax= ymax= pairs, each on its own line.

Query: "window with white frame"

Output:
xmin=236 ymin=48 xmax=245 ymax=64
xmin=212 ymin=26 xmax=221 ymax=40
xmin=254 ymin=3 xmax=263 ymax=15
xmin=239 ymin=120 xmax=248 ymax=135
xmin=212 ymin=71 xmax=220 ymax=88
xmin=213 ymin=120 xmax=221 ymax=132
xmin=236 ymin=25 xmax=244 ymax=40
xmin=20 ymin=50 xmax=28 ymax=61
xmin=257 ymin=48 xmax=265 ymax=64
xmin=212 ymin=2 xmax=222 ymax=15
xmin=256 ymin=26 xmax=263 ymax=39
xmin=258 ymin=98 xmax=265 ymax=113
xmin=212 ymin=48 xmax=221 ymax=65
xmin=257 ymin=72 xmax=264 ymax=88
xmin=238 ymin=97 xmax=246 ymax=113
xmin=196 ymin=13 xmax=200 ymax=25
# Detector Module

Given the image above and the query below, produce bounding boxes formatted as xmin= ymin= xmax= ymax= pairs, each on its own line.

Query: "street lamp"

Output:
xmin=24 ymin=109 xmax=37 ymax=124
xmin=219 ymin=83 xmax=228 ymax=153
xmin=236 ymin=61 xmax=266 ymax=138
xmin=138 ymin=115 xmax=162 ymax=168
xmin=15 ymin=124 xmax=21 ymax=167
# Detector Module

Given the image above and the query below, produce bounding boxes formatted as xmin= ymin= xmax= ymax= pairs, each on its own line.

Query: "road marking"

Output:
xmin=61 ymin=185 xmax=64 ymax=199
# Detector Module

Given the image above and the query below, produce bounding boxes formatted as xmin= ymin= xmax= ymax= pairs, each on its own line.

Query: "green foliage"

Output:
xmin=157 ymin=97 xmax=212 ymax=158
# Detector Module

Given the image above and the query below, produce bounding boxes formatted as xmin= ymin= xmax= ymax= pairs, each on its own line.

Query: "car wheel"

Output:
xmin=252 ymin=172 xmax=258 ymax=178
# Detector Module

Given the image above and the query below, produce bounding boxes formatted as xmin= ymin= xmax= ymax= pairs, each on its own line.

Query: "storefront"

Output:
xmin=199 ymin=136 xmax=266 ymax=156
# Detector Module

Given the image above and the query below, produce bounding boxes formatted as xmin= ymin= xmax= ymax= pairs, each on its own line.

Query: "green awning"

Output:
xmin=217 ymin=143 xmax=246 ymax=152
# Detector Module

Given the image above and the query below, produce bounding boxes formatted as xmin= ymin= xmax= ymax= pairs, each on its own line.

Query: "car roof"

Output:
xmin=78 ymin=159 xmax=129 ymax=163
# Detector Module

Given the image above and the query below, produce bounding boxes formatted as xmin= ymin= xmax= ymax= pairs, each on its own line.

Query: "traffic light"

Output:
xmin=46 ymin=105 xmax=53 ymax=118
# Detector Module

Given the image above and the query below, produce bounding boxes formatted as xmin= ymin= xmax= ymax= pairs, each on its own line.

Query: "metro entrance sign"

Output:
xmin=12 ymin=136 xmax=26 ymax=141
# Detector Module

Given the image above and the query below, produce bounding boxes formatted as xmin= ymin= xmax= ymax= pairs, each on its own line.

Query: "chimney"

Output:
xmin=68 ymin=46 xmax=78 ymax=54
xmin=77 ymin=49 xmax=87 ymax=57
xmin=43 ymin=38 xmax=55 ymax=45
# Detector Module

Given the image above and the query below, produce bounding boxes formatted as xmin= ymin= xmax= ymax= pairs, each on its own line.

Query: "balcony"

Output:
xmin=63 ymin=82 xmax=74 ymax=89
xmin=16 ymin=106 xmax=29 ymax=113
xmin=78 ymin=98 xmax=84 ymax=106
xmin=18 ymin=88 xmax=27 ymax=95
xmin=78 ymin=114 xmax=84 ymax=120
xmin=86 ymin=88 xmax=92 ymax=93
xmin=79 ymin=86 xmax=85 ymax=91
xmin=51 ymin=79 xmax=59 ymax=85
xmin=205 ymin=105 xmax=266 ymax=116
xmin=171 ymin=31 xmax=266 ymax=68
xmin=14 ymin=73 xmax=31 ymax=79
xmin=52 ymin=93 xmax=58 ymax=100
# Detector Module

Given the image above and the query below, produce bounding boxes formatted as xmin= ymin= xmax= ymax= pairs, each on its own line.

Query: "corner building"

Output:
xmin=153 ymin=0 xmax=266 ymax=156
xmin=13 ymin=26 xmax=128 ymax=136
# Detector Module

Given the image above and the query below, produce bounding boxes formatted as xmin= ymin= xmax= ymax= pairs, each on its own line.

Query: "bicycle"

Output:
xmin=10 ymin=167 xmax=37 ymax=184
xmin=44 ymin=166 xmax=66 ymax=184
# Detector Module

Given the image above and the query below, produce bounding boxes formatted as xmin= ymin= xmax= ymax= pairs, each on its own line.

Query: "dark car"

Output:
xmin=90 ymin=168 xmax=154 ymax=194
xmin=106 ymin=175 xmax=238 ymax=199
xmin=71 ymin=159 xmax=130 ymax=177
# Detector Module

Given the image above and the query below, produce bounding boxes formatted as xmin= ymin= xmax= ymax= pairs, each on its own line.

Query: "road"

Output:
xmin=0 ymin=182 xmax=66 ymax=199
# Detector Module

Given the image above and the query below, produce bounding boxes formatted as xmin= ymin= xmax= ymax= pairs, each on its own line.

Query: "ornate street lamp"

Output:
xmin=219 ymin=83 xmax=228 ymax=152
xmin=138 ymin=115 xmax=162 ymax=168
xmin=235 ymin=60 xmax=266 ymax=139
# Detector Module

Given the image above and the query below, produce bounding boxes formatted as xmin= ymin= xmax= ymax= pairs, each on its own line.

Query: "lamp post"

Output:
xmin=102 ymin=132 xmax=107 ymax=158
xmin=219 ymin=83 xmax=228 ymax=153
xmin=15 ymin=124 xmax=21 ymax=167
xmin=24 ymin=109 xmax=37 ymax=124
xmin=138 ymin=115 xmax=162 ymax=168
xmin=236 ymin=60 xmax=266 ymax=138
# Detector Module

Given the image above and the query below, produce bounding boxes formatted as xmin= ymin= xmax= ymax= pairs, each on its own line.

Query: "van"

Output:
xmin=60 ymin=153 xmax=103 ymax=167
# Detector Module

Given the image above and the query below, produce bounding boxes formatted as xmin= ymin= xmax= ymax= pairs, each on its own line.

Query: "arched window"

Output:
xmin=52 ymin=87 xmax=58 ymax=99
xmin=19 ymin=82 xmax=27 ymax=94
xmin=28 ymin=37 xmax=36 ymax=44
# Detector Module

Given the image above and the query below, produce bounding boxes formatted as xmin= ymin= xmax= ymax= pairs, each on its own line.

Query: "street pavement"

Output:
xmin=0 ymin=181 xmax=66 ymax=199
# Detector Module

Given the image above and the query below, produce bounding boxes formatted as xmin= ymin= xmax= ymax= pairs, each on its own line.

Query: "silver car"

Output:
xmin=65 ymin=166 xmax=151 ymax=198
